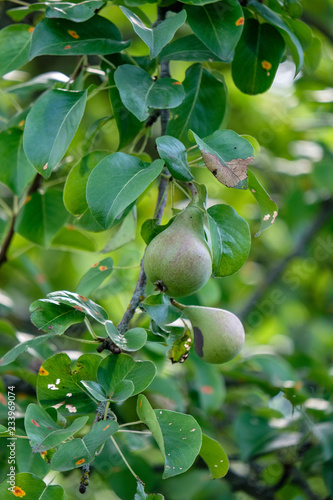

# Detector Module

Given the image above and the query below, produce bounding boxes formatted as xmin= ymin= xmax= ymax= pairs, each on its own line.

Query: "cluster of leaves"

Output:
xmin=0 ymin=0 xmax=332 ymax=498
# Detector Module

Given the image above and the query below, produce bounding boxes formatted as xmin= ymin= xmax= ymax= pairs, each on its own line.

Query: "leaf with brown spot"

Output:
xmin=191 ymin=130 xmax=254 ymax=189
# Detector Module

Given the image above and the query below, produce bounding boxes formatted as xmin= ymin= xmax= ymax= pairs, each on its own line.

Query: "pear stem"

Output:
xmin=170 ymin=299 xmax=186 ymax=311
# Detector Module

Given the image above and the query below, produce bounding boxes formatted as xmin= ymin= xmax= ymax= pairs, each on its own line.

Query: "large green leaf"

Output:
xmin=30 ymin=300 xmax=85 ymax=334
xmin=0 ymin=24 xmax=32 ymax=78
xmin=207 ymin=204 xmax=251 ymax=277
xmin=50 ymin=419 xmax=119 ymax=471
xmin=29 ymin=16 xmax=130 ymax=58
xmin=247 ymin=169 xmax=278 ymax=236
xmin=248 ymin=0 xmax=304 ymax=73
xmin=37 ymin=352 xmax=101 ymax=415
xmin=98 ymin=353 xmax=156 ymax=398
xmin=0 ymin=128 xmax=35 ymax=196
xmin=191 ymin=130 xmax=254 ymax=189
xmin=179 ymin=0 xmax=219 ymax=5
xmin=45 ymin=0 xmax=105 ymax=22
xmin=15 ymin=190 xmax=69 ymax=246
xmin=105 ymin=322 xmax=147 ymax=352
xmin=159 ymin=34 xmax=224 ymax=62
xmin=137 ymin=395 xmax=202 ymax=478
xmin=120 ymin=7 xmax=186 ymax=59
xmin=25 ymin=403 xmax=88 ymax=452
xmin=199 ymin=434 xmax=229 ymax=479
xmin=114 ymin=65 xmax=185 ymax=121
xmin=46 ymin=290 xmax=108 ymax=323
xmin=0 ymin=473 xmax=66 ymax=500
xmin=232 ymin=18 xmax=285 ymax=95
xmin=186 ymin=0 xmax=244 ymax=61
xmin=23 ymin=89 xmax=87 ymax=178
xmin=76 ymin=257 xmax=114 ymax=296
xmin=108 ymin=68 xmax=142 ymax=150
xmin=156 ymin=135 xmax=193 ymax=181
xmin=167 ymin=64 xmax=227 ymax=145
xmin=0 ymin=333 xmax=55 ymax=367
xmin=86 ymin=153 xmax=164 ymax=228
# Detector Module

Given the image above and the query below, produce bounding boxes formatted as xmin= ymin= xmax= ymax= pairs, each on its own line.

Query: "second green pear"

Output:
xmin=144 ymin=205 xmax=212 ymax=297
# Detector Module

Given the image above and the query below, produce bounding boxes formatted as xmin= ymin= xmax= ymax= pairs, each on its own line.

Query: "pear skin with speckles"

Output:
xmin=144 ymin=205 xmax=212 ymax=297
xmin=183 ymin=306 xmax=245 ymax=364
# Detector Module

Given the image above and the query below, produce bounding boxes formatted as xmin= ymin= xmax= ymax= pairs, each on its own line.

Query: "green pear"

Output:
xmin=183 ymin=305 xmax=245 ymax=364
xmin=144 ymin=205 xmax=212 ymax=297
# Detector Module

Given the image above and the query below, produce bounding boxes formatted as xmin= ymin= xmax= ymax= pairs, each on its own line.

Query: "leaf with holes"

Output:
xmin=121 ymin=7 xmax=186 ymax=59
xmin=23 ymin=89 xmax=87 ymax=178
xmin=15 ymin=190 xmax=69 ymax=246
xmin=156 ymin=135 xmax=193 ymax=181
xmin=248 ymin=170 xmax=278 ymax=236
xmin=137 ymin=395 xmax=202 ymax=478
xmin=186 ymin=0 xmax=244 ymax=61
xmin=46 ymin=290 xmax=108 ymax=323
xmin=37 ymin=353 xmax=101 ymax=416
xmin=76 ymin=257 xmax=113 ymax=297
xmin=114 ymin=65 xmax=185 ymax=122
xmin=98 ymin=353 xmax=156 ymax=399
xmin=86 ymin=153 xmax=164 ymax=229
xmin=0 ymin=24 xmax=32 ymax=78
xmin=167 ymin=64 xmax=227 ymax=146
xmin=191 ymin=130 xmax=254 ymax=188
xmin=0 ymin=332 xmax=56 ymax=367
xmin=232 ymin=18 xmax=285 ymax=95
xmin=207 ymin=204 xmax=251 ymax=277
xmin=29 ymin=16 xmax=130 ymax=58
xmin=105 ymin=321 xmax=147 ymax=352
xmin=50 ymin=419 xmax=119 ymax=471
xmin=25 ymin=403 xmax=88 ymax=453
xmin=0 ymin=128 xmax=35 ymax=196
xmin=30 ymin=300 xmax=85 ymax=334
xmin=199 ymin=434 xmax=229 ymax=479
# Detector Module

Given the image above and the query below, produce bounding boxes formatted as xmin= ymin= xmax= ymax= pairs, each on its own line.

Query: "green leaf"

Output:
xmin=142 ymin=294 xmax=182 ymax=325
xmin=135 ymin=482 xmax=165 ymax=500
xmin=207 ymin=204 xmax=251 ymax=277
xmin=167 ymin=64 xmax=227 ymax=146
xmin=159 ymin=34 xmax=225 ymax=62
xmin=50 ymin=419 xmax=119 ymax=471
xmin=51 ymin=226 xmax=97 ymax=252
xmin=80 ymin=380 xmax=108 ymax=402
xmin=0 ymin=128 xmax=35 ymax=196
xmin=102 ymin=209 xmax=137 ymax=252
xmin=115 ymin=65 xmax=185 ymax=122
xmin=190 ymin=353 xmax=226 ymax=413
xmin=168 ymin=331 xmax=192 ymax=363
xmin=7 ymin=4 xmax=45 ymax=23
xmin=248 ymin=0 xmax=304 ymax=73
xmin=23 ymin=89 xmax=87 ymax=178
xmin=0 ymin=24 xmax=32 ymax=78
xmin=156 ymin=136 xmax=193 ymax=181
xmin=0 ymin=473 xmax=66 ymax=500
xmin=76 ymin=257 xmax=114 ymax=296
xmin=186 ymin=0 xmax=244 ymax=61
xmin=247 ymin=169 xmax=278 ymax=236
xmin=63 ymin=150 xmax=109 ymax=218
xmin=29 ymin=16 xmax=130 ymax=58
xmin=30 ymin=300 xmax=85 ymax=334
xmin=15 ymin=190 xmax=69 ymax=246
xmin=140 ymin=217 xmax=175 ymax=245
xmin=98 ymin=353 xmax=156 ymax=398
xmin=45 ymin=1 xmax=105 ymax=23
xmin=179 ymin=0 xmax=219 ymax=5
xmin=191 ymin=130 xmax=254 ymax=188
xmin=0 ymin=333 xmax=55 ymax=367
xmin=232 ymin=18 xmax=285 ymax=95
xmin=86 ymin=153 xmax=164 ymax=229
xmin=120 ymin=7 xmax=186 ymax=59
xmin=199 ymin=434 xmax=229 ymax=479
xmin=234 ymin=411 xmax=277 ymax=461
xmin=46 ymin=290 xmax=108 ymax=323
xmin=137 ymin=395 xmax=202 ymax=478
xmin=25 ymin=403 xmax=88 ymax=452
xmin=304 ymin=35 xmax=322 ymax=74
xmin=37 ymin=352 xmax=101 ymax=415
xmin=108 ymin=68 xmax=142 ymax=150
xmin=105 ymin=321 xmax=147 ymax=352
